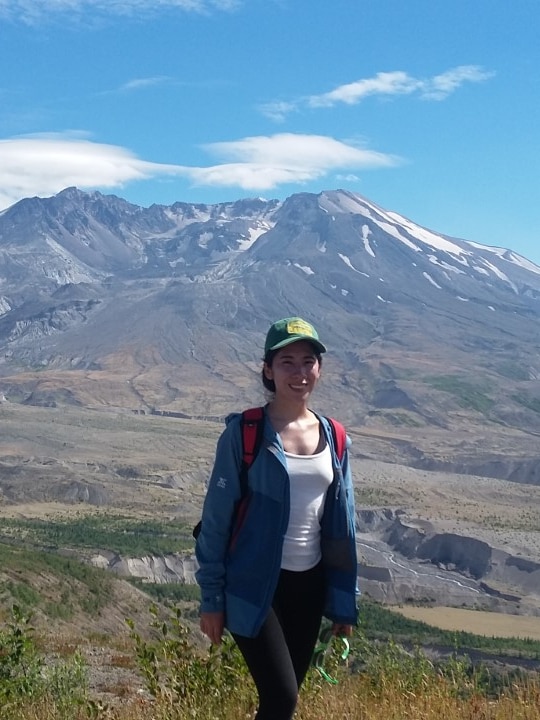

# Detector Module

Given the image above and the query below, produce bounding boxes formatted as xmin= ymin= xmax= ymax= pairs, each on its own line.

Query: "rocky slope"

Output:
xmin=1 ymin=188 xmax=540 ymax=481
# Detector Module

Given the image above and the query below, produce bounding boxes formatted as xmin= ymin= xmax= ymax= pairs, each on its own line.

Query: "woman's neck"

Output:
xmin=267 ymin=398 xmax=312 ymax=424
xmin=267 ymin=400 xmax=320 ymax=454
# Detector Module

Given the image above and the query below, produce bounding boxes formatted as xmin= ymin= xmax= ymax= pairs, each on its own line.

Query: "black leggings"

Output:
xmin=232 ymin=562 xmax=325 ymax=720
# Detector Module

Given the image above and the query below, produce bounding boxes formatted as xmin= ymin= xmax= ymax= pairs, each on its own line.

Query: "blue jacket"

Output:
xmin=195 ymin=407 xmax=358 ymax=638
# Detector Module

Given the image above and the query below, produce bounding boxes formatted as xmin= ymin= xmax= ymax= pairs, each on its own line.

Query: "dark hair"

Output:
xmin=261 ymin=345 xmax=323 ymax=393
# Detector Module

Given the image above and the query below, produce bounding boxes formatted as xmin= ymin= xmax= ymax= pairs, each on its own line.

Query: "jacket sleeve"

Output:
xmin=195 ymin=416 xmax=243 ymax=614
xmin=342 ymin=435 xmax=357 ymax=538
xmin=321 ymin=428 xmax=359 ymax=625
xmin=343 ymin=435 xmax=361 ymax=606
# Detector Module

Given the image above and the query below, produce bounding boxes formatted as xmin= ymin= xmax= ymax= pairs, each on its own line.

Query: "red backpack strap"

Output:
xmin=239 ymin=407 xmax=265 ymax=494
xmin=328 ymin=417 xmax=347 ymax=463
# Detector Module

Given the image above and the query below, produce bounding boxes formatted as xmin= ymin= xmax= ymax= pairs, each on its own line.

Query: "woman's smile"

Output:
xmin=264 ymin=339 xmax=321 ymax=399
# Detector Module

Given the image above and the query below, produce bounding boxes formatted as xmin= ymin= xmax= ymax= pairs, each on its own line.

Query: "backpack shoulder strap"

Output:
xmin=239 ymin=407 xmax=265 ymax=495
xmin=327 ymin=417 xmax=347 ymax=463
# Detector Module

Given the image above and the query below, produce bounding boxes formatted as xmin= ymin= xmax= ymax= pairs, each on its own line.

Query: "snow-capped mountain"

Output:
xmin=1 ymin=187 xmax=540 ymax=481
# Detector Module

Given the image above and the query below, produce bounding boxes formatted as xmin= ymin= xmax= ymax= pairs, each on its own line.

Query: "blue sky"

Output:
xmin=1 ymin=0 xmax=539 ymax=263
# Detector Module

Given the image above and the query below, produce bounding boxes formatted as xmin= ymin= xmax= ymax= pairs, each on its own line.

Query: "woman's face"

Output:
xmin=264 ymin=340 xmax=321 ymax=400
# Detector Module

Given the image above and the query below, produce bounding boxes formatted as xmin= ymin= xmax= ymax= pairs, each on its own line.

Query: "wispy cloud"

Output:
xmin=421 ymin=66 xmax=495 ymax=100
xmin=260 ymin=65 xmax=495 ymax=120
xmin=0 ymin=0 xmax=240 ymax=23
xmin=257 ymin=101 xmax=298 ymax=124
xmin=0 ymin=132 xmax=400 ymax=208
xmin=309 ymin=71 xmax=422 ymax=108
xmin=119 ymin=76 xmax=173 ymax=92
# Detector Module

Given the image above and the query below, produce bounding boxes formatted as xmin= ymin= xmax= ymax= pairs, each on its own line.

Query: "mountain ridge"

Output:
xmin=1 ymin=187 xmax=540 ymax=483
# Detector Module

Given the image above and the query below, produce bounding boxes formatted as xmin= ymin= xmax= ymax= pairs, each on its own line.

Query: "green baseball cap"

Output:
xmin=264 ymin=317 xmax=327 ymax=356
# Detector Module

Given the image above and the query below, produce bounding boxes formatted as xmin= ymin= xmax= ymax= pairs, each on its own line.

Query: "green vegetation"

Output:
xmin=2 ymin=600 xmax=540 ymax=719
xmin=360 ymin=600 xmax=540 ymax=659
xmin=126 ymin=604 xmax=255 ymax=715
xmin=0 ymin=542 xmax=114 ymax=618
xmin=368 ymin=410 xmax=423 ymax=427
xmin=0 ymin=605 xmax=87 ymax=719
xmin=482 ymin=510 xmax=540 ymax=532
xmin=495 ymin=362 xmax=531 ymax=381
xmin=512 ymin=393 xmax=540 ymax=414
xmin=355 ymin=486 xmax=400 ymax=506
xmin=0 ymin=514 xmax=194 ymax=555
xmin=424 ymin=375 xmax=494 ymax=413
xmin=128 ymin=579 xmax=201 ymax=604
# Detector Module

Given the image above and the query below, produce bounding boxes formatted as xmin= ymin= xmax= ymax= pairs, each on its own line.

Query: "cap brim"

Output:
xmin=268 ymin=336 xmax=327 ymax=354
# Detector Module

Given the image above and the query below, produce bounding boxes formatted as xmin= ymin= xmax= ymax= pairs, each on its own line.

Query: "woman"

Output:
xmin=195 ymin=317 xmax=358 ymax=720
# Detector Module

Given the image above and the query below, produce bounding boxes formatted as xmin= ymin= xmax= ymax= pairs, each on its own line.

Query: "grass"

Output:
xmin=127 ymin=579 xmax=201 ymax=605
xmin=4 ymin=601 xmax=540 ymax=720
xmin=423 ymin=375 xmax=494 ymax=414
xmin=0 ymin=515 xmax=195 ymax=555
xmin=0 ymin=542 xmax=115 ymax=619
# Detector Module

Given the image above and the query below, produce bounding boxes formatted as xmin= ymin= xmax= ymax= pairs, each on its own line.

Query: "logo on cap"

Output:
xmin=287 ymin=319 xmax=315 ymax=337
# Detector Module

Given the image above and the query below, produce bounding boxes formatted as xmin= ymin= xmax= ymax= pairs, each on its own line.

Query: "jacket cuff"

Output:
xmin=200 ymin=591 xmax=225 ymax=614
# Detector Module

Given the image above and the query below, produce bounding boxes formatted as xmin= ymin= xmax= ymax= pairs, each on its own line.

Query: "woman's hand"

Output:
xmin=331 ymin=623 xmax=353 ymax=637
xmin=200 ymin=611 xmax=225 ymax=645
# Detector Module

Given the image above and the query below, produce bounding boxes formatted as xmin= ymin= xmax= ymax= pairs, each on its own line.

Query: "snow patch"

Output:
xmin=473 ymin=266 xmax=490 ymax=276
xmin=197 ymin=231 xmax=213 ymax=248
xmin=294 ymin=263 xmax=315 ymax=275
xmin=386 ymin=211 xmax=470 ymax=256
xmin=318 ymin=192 xmax=370 ymax=216
xmin=0 ymin=296 xmax=11 ymax=316
xmin=319 ymin=190 xmax=473 ymax=259
xmin=478 ymin=258 xmax=517 ymax=293
xmin=428 ymin=255 xmax=466 ymax=274
xmin=164 ymin=206 xmax=211 ymax=228
xmin=468 ymin=242 xmax=540 ymax=276
xmin=362 ymin=224 xmax=375 ymax=257
xmin=237 ymin=222 xmax=273 ymax=250
xmin=423 ymin=272 xmax=442 ymax=289
xmin=338 ymin=253 xmax=369 ymax=276
xmin=372 ymin=218 xmax=422 ymax=252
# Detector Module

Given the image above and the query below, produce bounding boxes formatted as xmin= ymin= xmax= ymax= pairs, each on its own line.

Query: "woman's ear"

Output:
xmin=263 ymin=362 xmax=273 ymax=381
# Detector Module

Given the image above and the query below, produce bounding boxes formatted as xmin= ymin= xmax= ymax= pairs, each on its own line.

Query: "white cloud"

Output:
xmin=0 ymin=134 xmax=183 ymax=209
xmin=309 ymin=71 xmax=421 ymax=108
xmin=0 ymin=132 xmax=400 ymax=208
xmin=336 ymin=174 xmax=361 ymax=183
xmin=119 ymin=76 xmax=173 ymax=92
xmin=265 ymin=65 xmax=495 ymax=119
xmin=204 ymin=133 xmax=396 ymax=169
xmin=192 ymin=134 xmax=399 ymax=189
xmin=0 ymin=0 xmax=239 ymax=23
xmin=421 ymin=66 xmax=495 ymax=100
xmin=258 ymin=100 xmax=298 ymax=123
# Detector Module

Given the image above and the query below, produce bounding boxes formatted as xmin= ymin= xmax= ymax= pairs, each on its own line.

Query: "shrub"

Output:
xmin=126 ymin=604 xmax=255 ymax=716
xmin=0 ymin=604 xmax=88 ymax=718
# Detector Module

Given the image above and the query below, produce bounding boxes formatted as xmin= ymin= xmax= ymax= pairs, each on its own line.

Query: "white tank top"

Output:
xmin=281 ymin=443 xmax=333 ymax=571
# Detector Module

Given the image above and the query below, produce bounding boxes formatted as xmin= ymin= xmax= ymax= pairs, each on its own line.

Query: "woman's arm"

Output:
xmin=195 ymin=416 xmax=243 ymax=616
